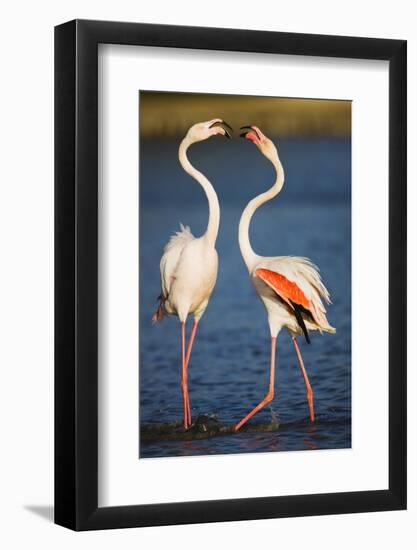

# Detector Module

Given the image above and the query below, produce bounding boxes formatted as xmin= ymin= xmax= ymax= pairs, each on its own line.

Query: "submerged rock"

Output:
xmin=191 ymin=415 xmax=221 ymax=436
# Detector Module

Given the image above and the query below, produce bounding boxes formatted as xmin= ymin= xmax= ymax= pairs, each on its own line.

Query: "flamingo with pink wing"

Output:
xmin=235 ymin=125 xmax=336 ymax=431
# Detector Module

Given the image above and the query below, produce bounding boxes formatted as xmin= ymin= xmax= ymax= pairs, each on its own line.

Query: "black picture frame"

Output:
xmin=55 ymin=19 xmax=407 ymax=531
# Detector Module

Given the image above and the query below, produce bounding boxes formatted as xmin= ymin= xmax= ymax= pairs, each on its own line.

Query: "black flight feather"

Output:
xmin=290 ymin=301 xmax=311 ymax=344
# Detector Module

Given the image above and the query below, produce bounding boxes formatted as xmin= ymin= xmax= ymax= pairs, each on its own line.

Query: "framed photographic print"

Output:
xmin=55 ymin=19 xmax=406 ymax=530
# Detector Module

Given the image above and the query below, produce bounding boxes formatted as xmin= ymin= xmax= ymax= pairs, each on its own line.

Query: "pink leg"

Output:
xmin=235 ymin=336 xmax=276 ymax=431
xmin=180 ymin=322 xmax=189 ymax=429
xmin=183 ymin=320 xmax=198 ymax=426
xmin=292 ymin=336 xmax=315 ymax=422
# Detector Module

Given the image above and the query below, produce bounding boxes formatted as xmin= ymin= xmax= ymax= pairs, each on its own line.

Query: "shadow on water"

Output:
xmin=141 ymin=415 xmax=280 ymax=442
xmin=141 ymin=413 xmax=350 ymax=442
xmin=140 ymin=412 xmax=352 ymax=458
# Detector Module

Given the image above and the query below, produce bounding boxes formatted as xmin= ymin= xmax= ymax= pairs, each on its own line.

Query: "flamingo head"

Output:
xmin=186 ymin=119 xmax=233 ymax=143
xmin=240 ymin=125 xmax=278 ymax=162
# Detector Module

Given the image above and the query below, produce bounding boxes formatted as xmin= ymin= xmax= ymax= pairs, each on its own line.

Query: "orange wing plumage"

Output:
xmin=255 ymin=267 xmax=335 ymax=340
xmin=256 ymin=267 xmax=315 ymax=342
xmin=256 ymin=268 xmax=311 ymax=310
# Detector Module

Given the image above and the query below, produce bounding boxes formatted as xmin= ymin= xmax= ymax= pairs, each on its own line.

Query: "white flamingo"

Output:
xmin=235 ymin=125 xmax=335 ymax=431
xmin=153 ymin=119 xmax=232 ymax=429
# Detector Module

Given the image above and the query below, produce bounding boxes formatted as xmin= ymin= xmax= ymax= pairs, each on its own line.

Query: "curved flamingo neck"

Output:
xmin=178 ymin=137 xmax=220 ymax=246
xmin=238 ymin=154 xmax=285 ymax=269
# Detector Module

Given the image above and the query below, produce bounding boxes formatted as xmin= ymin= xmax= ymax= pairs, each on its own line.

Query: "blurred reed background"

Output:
xmin=140 ymin=92 xmax=351 ymax=138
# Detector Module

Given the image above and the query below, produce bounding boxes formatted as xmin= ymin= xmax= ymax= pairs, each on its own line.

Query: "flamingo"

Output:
xmin=235 ymin=125 xmax=336 ymax=431
xmin=152 ymin=119 xmax=233 ymax=429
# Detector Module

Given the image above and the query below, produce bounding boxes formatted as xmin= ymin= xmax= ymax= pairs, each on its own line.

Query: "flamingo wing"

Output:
xmin=160 ymin=223 xmax=195 ymax=297
xmin=256 ymin=268 xmax=311 ymax=310
xmin=153 ymin=224 xmax=195 ymax=322
xmin=255 ymin=268 xmax=315 ymax=342
xmin=255 ymin=266 xmax=335 ymax=340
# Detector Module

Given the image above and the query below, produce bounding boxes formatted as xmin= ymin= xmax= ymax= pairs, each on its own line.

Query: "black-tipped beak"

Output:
xmin=240 ymin=125 xmax=260 ymax=140
xmin=209 ymin=120 xmax=233 ymax=139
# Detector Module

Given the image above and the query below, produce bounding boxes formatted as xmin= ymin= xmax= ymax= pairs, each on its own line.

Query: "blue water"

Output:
xmin=139 ymin=137 xmax=351 ymax=458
